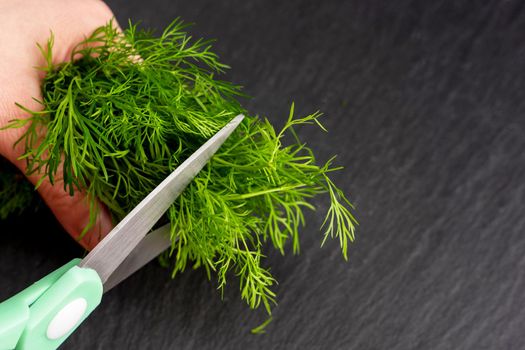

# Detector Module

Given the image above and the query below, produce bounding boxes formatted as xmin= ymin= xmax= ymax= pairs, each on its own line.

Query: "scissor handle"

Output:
xmin=0 ymin=259 xmax=103 ymax=350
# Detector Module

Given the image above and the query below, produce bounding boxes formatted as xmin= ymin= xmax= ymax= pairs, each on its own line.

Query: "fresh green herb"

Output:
xmin=0 ymin=158 xmax=38 ymax=219
xmin=2 ymin=19 xmax=357 ymax=314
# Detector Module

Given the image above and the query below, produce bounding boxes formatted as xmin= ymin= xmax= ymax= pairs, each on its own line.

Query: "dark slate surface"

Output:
xmin=2 ymin=0 xmax=525 ymax=349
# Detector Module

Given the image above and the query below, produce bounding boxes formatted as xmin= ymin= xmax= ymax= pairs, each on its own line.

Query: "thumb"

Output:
xmin=27 ymin=168 xmax=114 ymax=250
xmin=2 ymin=122 xmax=114 ymax=250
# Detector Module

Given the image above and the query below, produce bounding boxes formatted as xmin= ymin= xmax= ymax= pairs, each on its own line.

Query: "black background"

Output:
xmin=2 ymin=1 xmax=525 ymax=349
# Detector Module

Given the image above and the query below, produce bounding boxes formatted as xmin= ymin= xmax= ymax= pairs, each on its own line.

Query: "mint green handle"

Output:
xmin=0 ymin=259 xmax=80 ymax=350
xmin=0 ymin=259 xmax=103 ymax=350
xmin=0 ymin=296 xmax=27 ymax=350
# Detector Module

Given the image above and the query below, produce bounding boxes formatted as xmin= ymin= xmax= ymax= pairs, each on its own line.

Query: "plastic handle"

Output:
xmin=0 ymin=259 xmax=103 ymax=350
xmin=0 ymin=296 xmax=29 ymax=350
xmin=0 ymin=259 xmax=80 ymax=350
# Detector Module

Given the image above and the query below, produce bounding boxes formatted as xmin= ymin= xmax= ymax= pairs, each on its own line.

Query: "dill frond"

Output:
xmin=0 ymin=158 xmax=39 ymax=219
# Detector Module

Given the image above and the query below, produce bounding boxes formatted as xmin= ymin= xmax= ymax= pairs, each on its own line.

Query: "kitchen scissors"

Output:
xmin=0 ymin=114 xmax=244 ymax=350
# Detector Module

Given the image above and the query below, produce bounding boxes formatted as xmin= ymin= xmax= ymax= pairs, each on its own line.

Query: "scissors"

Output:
xmin=0 ymin=114 xmax=244 ymax=350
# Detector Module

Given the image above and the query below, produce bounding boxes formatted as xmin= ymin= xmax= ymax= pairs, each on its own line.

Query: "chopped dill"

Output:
xmin=1 ymin=19 xmax=357 ymax=314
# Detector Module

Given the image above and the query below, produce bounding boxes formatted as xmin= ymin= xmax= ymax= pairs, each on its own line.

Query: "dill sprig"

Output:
xmin=3 ymin=19 xmax=357 ymax=313
xmin=0 ymin=158 xmax=38 ymax=219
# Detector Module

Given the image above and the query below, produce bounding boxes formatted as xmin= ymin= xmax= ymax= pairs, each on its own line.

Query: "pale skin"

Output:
xmin=0 ymin=0 xmax=116 ymax=250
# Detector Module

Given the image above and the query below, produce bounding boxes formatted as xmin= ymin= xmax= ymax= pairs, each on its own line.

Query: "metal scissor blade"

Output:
xmin=79 ymin=114 xmax=244 ymax=284
xmin=103 ymin=223 xmax=172 ymax=292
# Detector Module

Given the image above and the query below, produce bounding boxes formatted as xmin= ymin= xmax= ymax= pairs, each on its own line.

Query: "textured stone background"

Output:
xmin=1 ymin=0 xmax=525 ymax=349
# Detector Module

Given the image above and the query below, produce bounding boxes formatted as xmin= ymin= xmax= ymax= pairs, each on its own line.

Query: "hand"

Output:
xmin=0 ymin=0 xmax=115 ymax=250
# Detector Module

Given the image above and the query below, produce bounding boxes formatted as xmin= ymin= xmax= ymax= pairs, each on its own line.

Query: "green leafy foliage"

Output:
xmin=3 ymin=20 xmax=357 ymax=313
xmin=0 ymin=158 xmax=38 ymax=219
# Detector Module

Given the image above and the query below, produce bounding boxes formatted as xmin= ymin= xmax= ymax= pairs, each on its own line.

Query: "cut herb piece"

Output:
xmin=3 ymin=19 xmax=357 ymax=313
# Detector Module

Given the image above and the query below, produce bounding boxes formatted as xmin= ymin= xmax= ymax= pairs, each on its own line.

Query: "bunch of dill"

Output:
xmin=2 ymin=20 xmax=356 ymax=313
